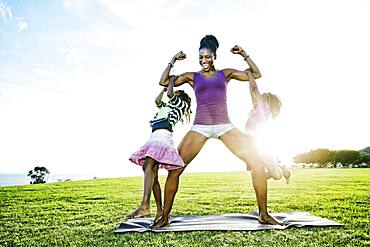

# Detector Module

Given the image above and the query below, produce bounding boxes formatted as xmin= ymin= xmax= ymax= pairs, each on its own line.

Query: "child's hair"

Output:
xmin=265 ymin=92 xmax=282 ymax=119
xmin=175 ymin=90 xmax=192 ymax=123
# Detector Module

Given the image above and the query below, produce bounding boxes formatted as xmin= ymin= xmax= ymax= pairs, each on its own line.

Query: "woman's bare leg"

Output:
xmin=152 ymin=165 xmax=163 ymax=221
xmin=219 ymin=128 xmax=279 ymax=225
xmin=126 ymin=157 xmax=157 ymax=219
xmin=152 ymin=131 xmax=208 ymax=228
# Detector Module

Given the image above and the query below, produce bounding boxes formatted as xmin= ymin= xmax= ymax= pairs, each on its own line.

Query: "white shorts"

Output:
xmin=191 ymin=123 xmax=234 ymax=139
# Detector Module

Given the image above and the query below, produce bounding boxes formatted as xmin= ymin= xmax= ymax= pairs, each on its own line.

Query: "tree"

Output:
xmin=311 ymin=149 xmax=332 ymax=167
xmin=294 ymin=147 xmax=370 ymax=168
xmin=293 ymin=152 xmax=310 ymax=164
xmin=359 ymin=154 xmax=370 ymax=166
xmin=27 ymin=166 xmax=50 ymax=184
xmin=359 ymin=146 xmax=370 ymax=155
xmin=332 ymin=150 xmax=361 ymax=167
xmin=293 ymin=148 xmax=332 ymax=167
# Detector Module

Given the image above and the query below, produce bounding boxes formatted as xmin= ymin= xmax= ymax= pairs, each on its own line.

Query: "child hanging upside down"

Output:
xmin=244 ymin=69 xmax=291 ymax=183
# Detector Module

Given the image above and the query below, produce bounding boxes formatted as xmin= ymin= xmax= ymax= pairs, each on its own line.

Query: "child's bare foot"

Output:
xmin=258 ymin=213 xmax=281 ymax=225
xmin=266 ymin=164 xmax=282 ymax=180
xmin=280 ymin=166 xmax=291 ymax=184
xmin=126 ymin=207 xmax=151 ymax=219
xmin=150 ymin=214 xmax=170 ymax=229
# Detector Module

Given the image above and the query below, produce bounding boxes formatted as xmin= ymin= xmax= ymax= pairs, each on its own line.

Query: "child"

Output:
xmin=127 ymin=75 xmax=192 ymax=220
xmin=245 ymin=69 xmax=291 ymax=183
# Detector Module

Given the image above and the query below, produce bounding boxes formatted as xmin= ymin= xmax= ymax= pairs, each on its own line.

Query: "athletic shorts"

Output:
xmin=190 ymin=123 xmax=234 ymax=139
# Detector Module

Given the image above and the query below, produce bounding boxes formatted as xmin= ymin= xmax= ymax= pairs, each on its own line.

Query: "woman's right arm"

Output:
xmin=246 ymin=69 xmax=263 ymax=106
xmin=162 ymin=72 xmax=194 ymax=87
xmin=159 ymin=51 xmax=194 ymax=87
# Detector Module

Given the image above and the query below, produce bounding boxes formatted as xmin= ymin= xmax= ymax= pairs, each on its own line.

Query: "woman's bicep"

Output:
xmin=160 ymin=72 xmax=193 ymax=87
xmin=223 ymin=69 xmax=249 ymax=82
xmin=175 ymin=72 xmax=194 ymax=87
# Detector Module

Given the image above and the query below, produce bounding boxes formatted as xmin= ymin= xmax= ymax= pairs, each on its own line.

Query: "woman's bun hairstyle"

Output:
xmin=199 ymin=35 xmax=219 ymax=58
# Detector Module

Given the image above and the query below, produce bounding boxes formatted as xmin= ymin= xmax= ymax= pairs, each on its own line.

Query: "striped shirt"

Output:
xmin=150 ymin=95 xmax=189 ymax=128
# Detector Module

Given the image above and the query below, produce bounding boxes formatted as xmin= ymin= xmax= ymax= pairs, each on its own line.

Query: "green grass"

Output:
xmin=1 ymin=168 xmax=369 ymax=246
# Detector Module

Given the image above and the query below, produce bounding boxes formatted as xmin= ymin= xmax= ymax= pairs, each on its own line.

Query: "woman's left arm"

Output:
xmin=223 ymin=45 xmax=262 ymax=82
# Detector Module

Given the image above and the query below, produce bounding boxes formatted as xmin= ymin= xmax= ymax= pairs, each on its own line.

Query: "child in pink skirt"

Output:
xmin=126 ymin=75 xmax=192 ymax=220
xmin=245 ymin=69 xmax=291 ymax=183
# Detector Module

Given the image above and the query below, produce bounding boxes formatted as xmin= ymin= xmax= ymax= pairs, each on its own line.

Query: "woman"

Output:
xmin=152 ymin=35 xmax=279 ymax=228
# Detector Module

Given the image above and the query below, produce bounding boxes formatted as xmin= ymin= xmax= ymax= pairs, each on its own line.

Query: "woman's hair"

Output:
xmin=199 ymin=35 xmax=219 ymax=58
xmin=265 ymin=92 xmax=282 ymax=119
xmin=175 ymin=90 xmax=192 ymax=124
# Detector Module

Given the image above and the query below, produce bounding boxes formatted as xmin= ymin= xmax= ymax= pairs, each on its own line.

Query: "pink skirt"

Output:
xmin=129 ymin=129 xmax=184 ymax=170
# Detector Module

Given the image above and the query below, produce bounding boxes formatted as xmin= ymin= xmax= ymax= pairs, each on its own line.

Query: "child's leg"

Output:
xmin=152 ymin=165 xmax=163 ymax=221
xmin=126 ymin=157 xmax=157 ymax=219
xmin=279 ymin=165 xmax=291 ymax=184
xmin=260 ymin=152 xmax=282 ymax=180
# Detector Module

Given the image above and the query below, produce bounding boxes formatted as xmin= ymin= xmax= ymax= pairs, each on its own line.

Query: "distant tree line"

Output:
xmin=293 ymin=147 xmax=370 ymax=168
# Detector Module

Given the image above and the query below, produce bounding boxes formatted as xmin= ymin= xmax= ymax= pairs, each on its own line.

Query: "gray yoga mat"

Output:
xmin=115 ymin=211 xmax=342 ymax=233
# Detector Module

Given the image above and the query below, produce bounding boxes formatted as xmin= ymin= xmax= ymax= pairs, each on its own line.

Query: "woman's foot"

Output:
xmin=280 ymin=166 xmax=291 ymax=184
xmin=258 ymin=213 xmax=281 ymax=225
xmin=126 ymin=207 xmax=151 ymax=219
xmin=150 ymin=214 xmax=170 ymax=229
xmin=154 ymin=207 xmax=163 ymax=222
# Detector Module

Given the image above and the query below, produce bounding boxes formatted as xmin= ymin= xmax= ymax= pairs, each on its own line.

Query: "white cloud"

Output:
xmin=0 ymin=1 xmax=12 ymax=22
xmin=59 ymin=45 xmax=85 ymax=64
xmin=96 ymin=0 xmax=167 ymax=28
xmin=14 ymin=42 xmax=21 ymax=49
xmin=62 ymin=0 xmax=86 ymax=10
xmin=32 ymin=66 xmax=63 ymax=82
xmin=17 ymin=18 xmax=28 ymax=32
xmin=59 ymin=29 xmax=132 ymax=49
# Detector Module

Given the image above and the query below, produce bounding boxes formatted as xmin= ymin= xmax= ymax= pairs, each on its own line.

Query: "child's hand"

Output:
xmin=174 ymin=51 xmax=186 ymax=61
xmin=168 ymin=75 xmax=177 ymax=84
xmin=245 ymin=68 xmax=252 ymax=75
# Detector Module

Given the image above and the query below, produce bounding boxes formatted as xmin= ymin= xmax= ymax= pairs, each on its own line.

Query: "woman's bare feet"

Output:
xmin=150 ymin=214 xmax=170 ymax=229
xmin=126 ymin=207 xmax=151 ymax=219
xmin=258 ymin=213 xmax=281 ymax=225
xmin=154 ymin=207 xmax=163 ymax=222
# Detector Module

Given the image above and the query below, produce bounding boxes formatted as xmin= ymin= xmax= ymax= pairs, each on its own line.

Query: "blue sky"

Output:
xmin=1 ymin=0 xmax=369 ymax=176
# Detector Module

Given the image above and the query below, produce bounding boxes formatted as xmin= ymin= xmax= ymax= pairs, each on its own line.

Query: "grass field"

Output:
xmin=1 ymin=168 xmax=369 ymax=246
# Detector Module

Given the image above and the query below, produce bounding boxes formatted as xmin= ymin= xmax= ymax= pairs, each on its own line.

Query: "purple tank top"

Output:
xmin=193 ymin=70 xmax=231 ymax=125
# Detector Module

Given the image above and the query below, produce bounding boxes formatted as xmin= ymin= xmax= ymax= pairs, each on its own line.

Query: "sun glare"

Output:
xmin=255 ymin=122 xmax=292 ymax=165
